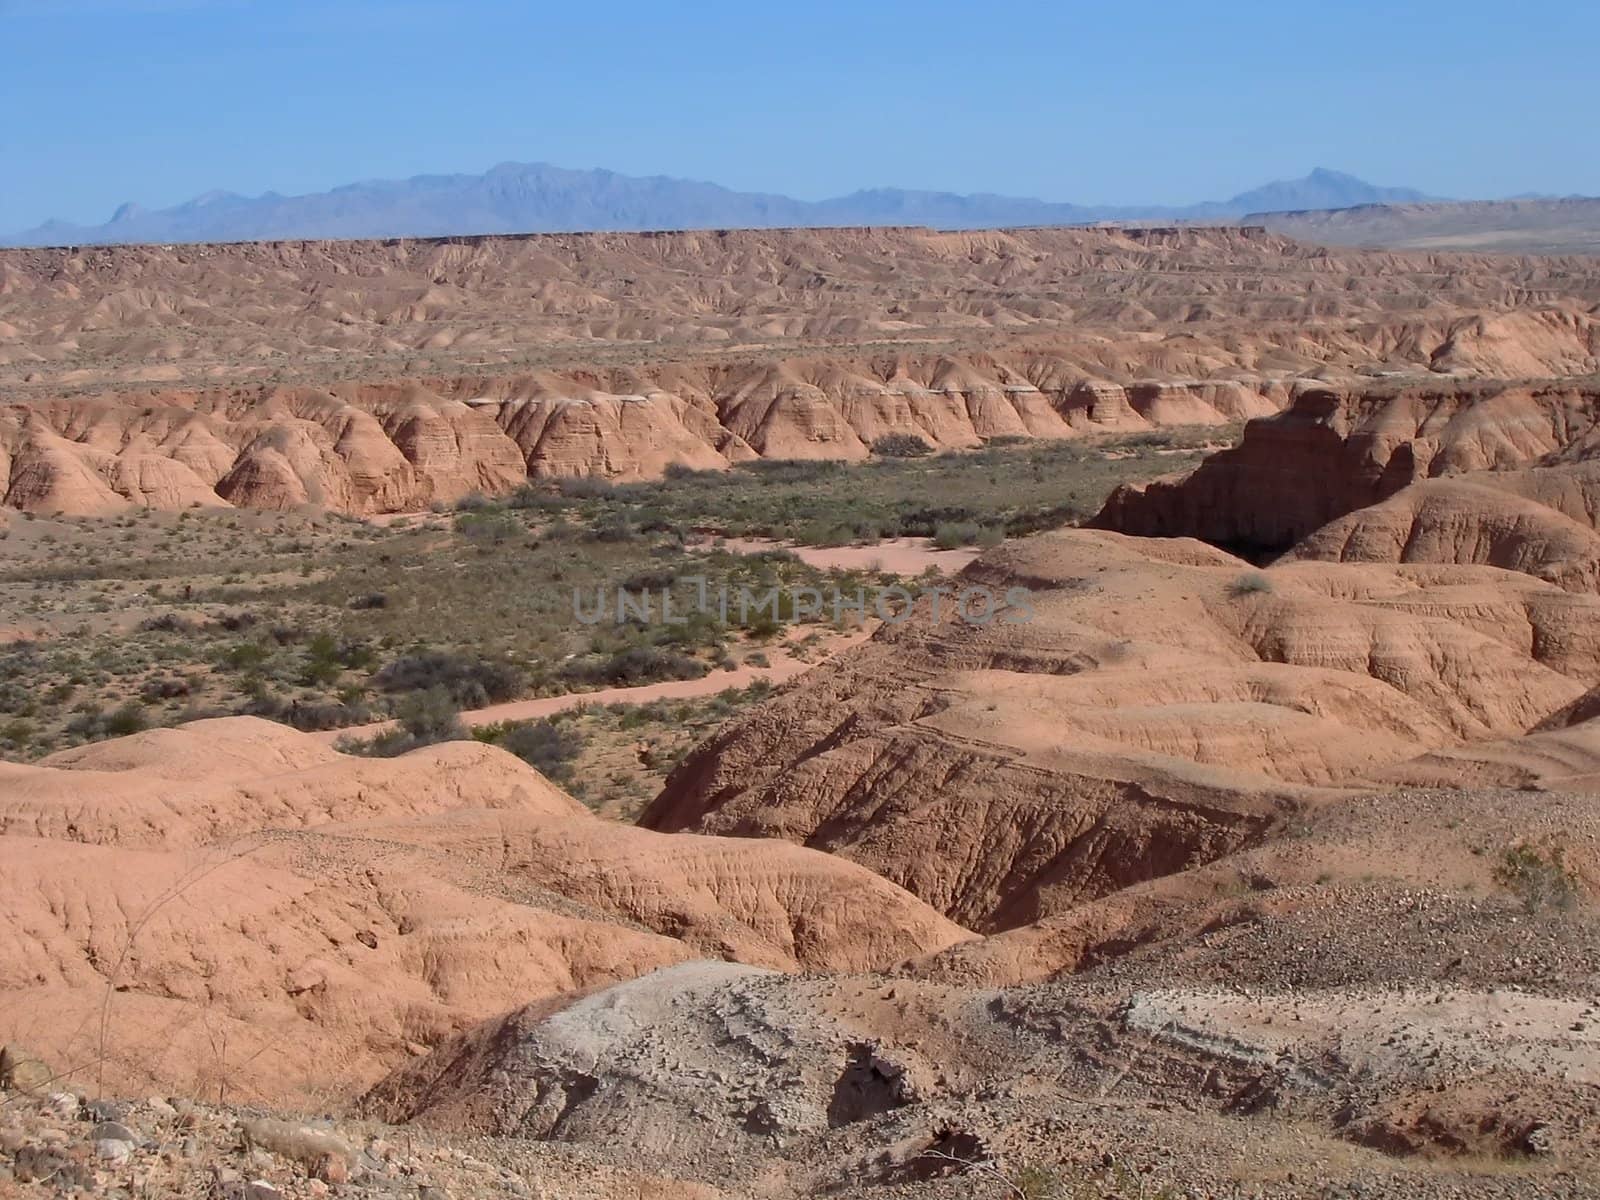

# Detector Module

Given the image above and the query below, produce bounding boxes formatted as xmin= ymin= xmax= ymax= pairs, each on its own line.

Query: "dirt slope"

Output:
xmin=0 ymin=718 xmax=967 ymax=1106
xmin=0 ymin=371 xmax=1276 ymax=514
xmin=642 ymin=528 xmax=1600 ymax=930
xmin=373 ymin=782 xmax=1600 ymax=1194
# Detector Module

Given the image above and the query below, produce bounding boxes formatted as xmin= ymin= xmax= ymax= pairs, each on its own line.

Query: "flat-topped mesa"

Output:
xmin=1091 ymin=377 xmax=1600 ymax=559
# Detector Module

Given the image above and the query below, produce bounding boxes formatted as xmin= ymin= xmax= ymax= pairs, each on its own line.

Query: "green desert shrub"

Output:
xmin=453 ymin=509 xmax=521 ymax=543
xmin=373 ymin=649 xmax=526 ymax=708
xmin=478 ymin=717 xmax=585 ymax=781
xmin=139 ymin=675 xmax=192 ymax=702
xmin=557 ymin=476 xmax=615 ymax=500
xmin=64 ymin=701 xmax=149 ymax=742
xmin=1494 ymin=842 xmax=1579 ymax=912
xmin=1229 ymin=571 xmax=1274 ymax=597
xmin=870 ymin=432 xmax=934 ymax=458
xmin=559 ymin=645 xmax=707 ymax=686
xmin=339 ymin=686 xmax=466 ymax=757
xmin=932 ymin=521 xmax=982 ymax=550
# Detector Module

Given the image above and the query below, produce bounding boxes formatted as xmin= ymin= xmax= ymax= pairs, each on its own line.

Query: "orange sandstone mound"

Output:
xmin=0 ymin=718 xmax=966 ymax=1106
xmin=643 ymin=528 xmax=1600 ymax=929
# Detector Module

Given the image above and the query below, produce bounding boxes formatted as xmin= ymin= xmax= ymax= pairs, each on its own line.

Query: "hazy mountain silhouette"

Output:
xmin=5 ymin=163 xmax=1437 ymax=246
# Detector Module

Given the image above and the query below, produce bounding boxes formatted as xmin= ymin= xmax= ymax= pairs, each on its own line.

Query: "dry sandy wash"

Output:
xmin=4 ymin=225 xmax=1600 ymax=514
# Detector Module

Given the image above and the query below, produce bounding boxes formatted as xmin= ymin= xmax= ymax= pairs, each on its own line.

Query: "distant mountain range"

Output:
xmin=4 ymin=165 xmax=1437 ymax=247
xmin=1253 ymin=197 xmax=1600 ymax=256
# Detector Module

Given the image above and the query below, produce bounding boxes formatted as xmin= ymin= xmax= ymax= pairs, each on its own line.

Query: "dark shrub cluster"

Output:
xmin=870 ymin=432 xmax=934 ymax=458
xmin=477 ymin=717 xmax=586 ymax=782
xmin=137 ymin=613 xmax=196 ymax=634
xmin=558 ymin=645 xmax=707 ymax=687
xmin=373 ymin=649 xmax=526 ymax=708
xmin=65 ymin=701 xmax=149 ymax=742
xmin=339 ymin=686 xmax=466 ymax=757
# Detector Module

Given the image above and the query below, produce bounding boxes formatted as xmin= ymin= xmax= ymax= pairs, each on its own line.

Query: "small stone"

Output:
xmin=1521 ymin=1122 xmax=1556 ymax=1156
xmin=245 ymin=1148 xmax=275 ymax=1172
xmin=84 ymin=1099 xmax=128 ymax=1124
xmin=0 ymin=1045 xmax=52 ymax=1094
xmin=91 ymin=1121 xmax=140 ymax=1145
xmin=418 ymin=1186 xmax=451 ymax=1200
xmin=355 ymin=930 xmax=379 ymax=949
xmin=47 ymin=1091 xmax=80 ymax=1117
xmin=313 ymin=1152 xmax=349 ymax=1184
xmin=96 ymin=1137 xmax=136 ymax=1164
xmin=147 ymin=1097 xmax=178 ymax=1119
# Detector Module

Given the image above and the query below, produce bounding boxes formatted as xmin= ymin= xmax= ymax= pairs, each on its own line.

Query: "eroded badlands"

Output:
xmin=4 ymin=225 xmax=1600 ymax=514
xmin=3 ymin=226 xmax=1600 ymax=1199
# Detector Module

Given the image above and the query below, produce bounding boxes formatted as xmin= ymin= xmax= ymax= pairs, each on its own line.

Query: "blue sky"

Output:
xmin=2 ymin=0 xmax=1595 ymax=231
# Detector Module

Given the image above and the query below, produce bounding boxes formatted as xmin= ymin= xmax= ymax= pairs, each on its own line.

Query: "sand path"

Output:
xmin=711 ymin=535 xmax=979 ymax=575
xmin=315 ymin=535 xmax=968 ymax=743
xmin=313 ymin=626 xmax=869 ymax=743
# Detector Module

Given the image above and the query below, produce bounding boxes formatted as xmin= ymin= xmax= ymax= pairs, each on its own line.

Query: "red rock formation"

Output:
xmin=1093 ymin=379 xmax=1600 ymax=555
xmin=643 ymin=529 xmax=1600 ymax=929
xmin=7 ymin=223 xmax=1600 ymax=514
xmin=0 ymin=361 xmax=1289 ymax=514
